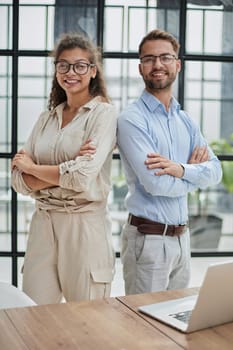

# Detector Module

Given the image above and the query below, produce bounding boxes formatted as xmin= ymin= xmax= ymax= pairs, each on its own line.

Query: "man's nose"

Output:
xmin=152 ymin=56 xmax=163 ymax=66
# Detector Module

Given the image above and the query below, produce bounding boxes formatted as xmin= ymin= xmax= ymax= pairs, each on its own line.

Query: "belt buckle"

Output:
xmin=175 ymin=224 xmax=186 ymax=236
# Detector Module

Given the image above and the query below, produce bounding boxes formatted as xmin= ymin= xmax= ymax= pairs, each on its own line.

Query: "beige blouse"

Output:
xmin=11 ymin=96 xmax=117 ymax=213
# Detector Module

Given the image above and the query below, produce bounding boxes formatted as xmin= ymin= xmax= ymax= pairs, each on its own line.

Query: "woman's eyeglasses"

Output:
xmin=55 ymin=61 xmax=95 ymax=75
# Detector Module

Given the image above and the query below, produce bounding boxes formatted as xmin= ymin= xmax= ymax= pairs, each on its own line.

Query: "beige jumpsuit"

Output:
xmin=11 ymin=97 xmax=117 ymax=304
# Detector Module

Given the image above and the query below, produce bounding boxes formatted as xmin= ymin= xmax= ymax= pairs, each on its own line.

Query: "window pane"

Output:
xmin=186 ymin=10 xmax=203 ymax=53
xmin=19 ymin=0 xmax=55 ymax=3
xmin=0 ymin=257 xmax=11 ymax=283
xmin=203 ymin=62 xmax=221 ymax=80
xmin=54 ymin=1 xmax=98 ymax=44
xmin=184 ymin=61 xmax=233 ymax=142
xmin=104 ymin=7 xmax=124 ymax=51
xmin=185 ymin=100 xmax=201 ymax=126
xmin=0 ymin=99 xmax=11 ymax=153
xmin=185 ymin=56 xmax=233 ymax=252
xmin=0 ymin=3 xmax=12 ymax=49
xmin=18 ymin=98 xmax=48 ymax=147
xmin=202 ymin=100 xmax=221 ymax=141
xmin=0 ymin=159 xmax=11 ymax=252
xmin=185 ymin=61 xmax=202 ymax=79
xmin=18 ymin=57 xmax=53 ymax=147
xmin=110 ymin=157 xmax=128 ymax=237
xmin=204 ymin=11 xmax=222 ymax=54
xmin=104 ymin=4 xmax=179 ymax=53
xmin=189 ymin=181 xmax=233 ymax=252
xmin=19 ymin=56 xmax=53 ymax=75
xmin=19 ymin=5 xmax=55 ymax=50
xmin=186 ymin=81 xmax=202 ymax=100
xmin=188 ymin=186 xmax=222 ymax=251
xmin=186 ymin=3 xmax=233 ymax=55
xmin=0 ymin=56 xmax=12 ymax=153
xmin=104 ymin=58 xmax=144 ymax=113
xmin=128 ymin=8 xmax=148 ymax=51
xmin=203 ymin=82 xmax=220 ymax=100
xmin=105 ymin=0 xmax=146 ymax=4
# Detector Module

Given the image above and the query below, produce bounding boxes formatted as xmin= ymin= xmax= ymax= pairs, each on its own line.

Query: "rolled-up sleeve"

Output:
xmin=11 ymin=168 xmax=34 ymax=195
xmin=11 ymin=111 xmax=49 ymax=195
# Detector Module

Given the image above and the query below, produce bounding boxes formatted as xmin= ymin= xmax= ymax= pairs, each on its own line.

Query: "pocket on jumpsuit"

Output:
xmin=90 ymin=268 xmax=113 ymax=299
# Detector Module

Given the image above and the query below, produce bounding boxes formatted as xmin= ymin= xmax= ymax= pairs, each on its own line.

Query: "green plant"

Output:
xmin=210 ymin=134 xmax=233 ymax=193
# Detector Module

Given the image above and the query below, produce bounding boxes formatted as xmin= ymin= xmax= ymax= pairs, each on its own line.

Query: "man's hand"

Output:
xmin=145 ymin=153 xmax=184 ymax=178
xmin=145 ymin=146 xmax=209 ymax=178
xmin=188 ymin=146 xmax=209 ymax=164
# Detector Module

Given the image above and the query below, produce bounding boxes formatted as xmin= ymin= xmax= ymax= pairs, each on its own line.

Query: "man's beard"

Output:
xmin=144 ymin=72 xmax=177 ymax=92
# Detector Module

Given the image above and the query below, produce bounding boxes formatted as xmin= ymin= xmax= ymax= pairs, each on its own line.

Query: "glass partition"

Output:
xmin=1 ymin=0 xmax=233 ymax=286
xmin=186 ymin=2 xmax=233 ymax=56
xmin=0 ymin=1 xmax=12 ymax=50
xmin=0 ymin=159 xmax=11 ymax=252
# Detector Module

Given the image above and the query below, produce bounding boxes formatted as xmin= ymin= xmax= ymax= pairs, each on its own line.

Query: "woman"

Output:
xmin=11 ymin=33 xmax=117 ymax=304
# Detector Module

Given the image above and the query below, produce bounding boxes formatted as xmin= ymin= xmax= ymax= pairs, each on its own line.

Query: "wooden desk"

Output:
xmin=117 ymin=287 xmax=233 ymax=350
xmin=1 ymin=288 xmax=233 ymax=349
xmin=0 ymin=297 xmax=181 ymax=350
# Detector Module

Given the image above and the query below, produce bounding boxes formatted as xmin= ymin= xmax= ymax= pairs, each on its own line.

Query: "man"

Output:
xmin=117 ymin=29 xmax=222 ymax=295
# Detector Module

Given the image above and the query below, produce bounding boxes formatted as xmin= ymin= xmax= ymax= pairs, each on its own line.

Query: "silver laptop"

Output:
xmin=138 ymin=260 xmax=233 ymax=333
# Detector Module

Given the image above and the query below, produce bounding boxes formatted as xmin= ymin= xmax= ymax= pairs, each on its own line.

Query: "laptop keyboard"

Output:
xmin=169 ymin=310 xmax=192 ymax=324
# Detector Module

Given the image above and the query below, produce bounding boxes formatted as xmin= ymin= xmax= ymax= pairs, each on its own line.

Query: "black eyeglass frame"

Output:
xmin=54 ymin=61 xmax=96 ymax=75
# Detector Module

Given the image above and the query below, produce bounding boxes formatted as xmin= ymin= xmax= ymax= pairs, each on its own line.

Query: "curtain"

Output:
xmin=54 ymin=0 xmax=98 ymax=43
xmin=189 ymin=1 xmax=233 ymax=9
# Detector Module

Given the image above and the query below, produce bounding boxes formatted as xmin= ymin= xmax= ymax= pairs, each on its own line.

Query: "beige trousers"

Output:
xmin=22 ymin=208 xmax=115 ymax=304
xmin=121 ymin=223 xmax=191 ymax=295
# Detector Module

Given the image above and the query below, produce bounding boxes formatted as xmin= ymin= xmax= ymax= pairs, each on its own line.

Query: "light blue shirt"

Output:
xmin=117 ymin=90 xmax=222 ymax=225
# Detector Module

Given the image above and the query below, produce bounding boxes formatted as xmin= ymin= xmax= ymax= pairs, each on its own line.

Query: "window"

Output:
xmin=1 ymin=0 xmax=233 ymax=286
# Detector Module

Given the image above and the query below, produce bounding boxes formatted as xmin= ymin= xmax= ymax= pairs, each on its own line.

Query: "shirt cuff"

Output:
xmin=59 ymin=155 xmax=95 ymax=175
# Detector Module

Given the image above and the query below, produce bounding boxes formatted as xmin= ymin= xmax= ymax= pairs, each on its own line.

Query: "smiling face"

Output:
xmin=55 ymin=47 xmax=97 ymax=97
xmin=139 ymin=39 xmax=181 ymax=95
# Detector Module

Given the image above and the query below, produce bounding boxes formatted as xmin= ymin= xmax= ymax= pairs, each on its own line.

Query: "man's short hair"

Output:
xmin=139 ymin=29 xmax=180 ymax=56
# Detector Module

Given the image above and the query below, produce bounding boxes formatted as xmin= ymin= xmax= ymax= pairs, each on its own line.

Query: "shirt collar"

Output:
xmin=50 ymin=96 xmax=103 ymax=129
xmin=83 ymin=95 xmax=102 ymax=110
xmin=141 ymin=89 xmax=180 ymax=113
xmin=52 ymin=95 xmax=102 ymax=118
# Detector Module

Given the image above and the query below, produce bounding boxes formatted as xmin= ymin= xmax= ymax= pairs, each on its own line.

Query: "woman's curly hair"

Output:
xmin=48 ymin=33 xmax=109 ymax=111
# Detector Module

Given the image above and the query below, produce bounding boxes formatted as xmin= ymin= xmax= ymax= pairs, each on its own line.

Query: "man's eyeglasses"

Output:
xmin=140 ymin=54 xmax=178 ymax=66
xmin=55 ymin=61 xmax=95 ymax=75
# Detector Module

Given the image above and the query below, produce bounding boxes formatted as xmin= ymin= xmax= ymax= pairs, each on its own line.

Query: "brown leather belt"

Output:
xmin=128 ymin=214 xmax=186 ymax=237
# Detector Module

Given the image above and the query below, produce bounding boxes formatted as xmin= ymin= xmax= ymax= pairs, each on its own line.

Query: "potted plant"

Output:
xmin=210 ymin=133 xmax=233 ymax=193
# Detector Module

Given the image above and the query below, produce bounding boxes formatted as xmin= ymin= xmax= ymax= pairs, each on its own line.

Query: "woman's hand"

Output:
xmin=11 ymin=149 xmax=35 ymax=174
xmin=77 ymin=139 xmax=97 ymax=157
